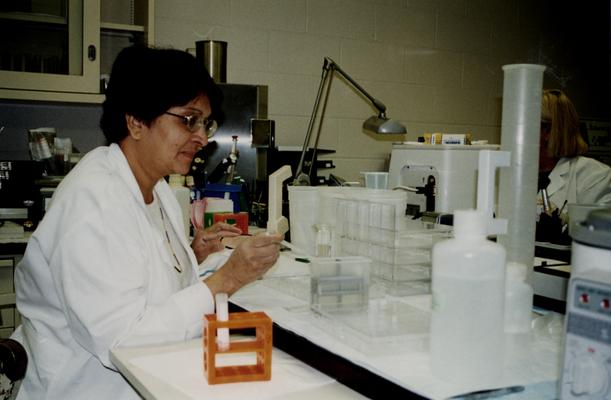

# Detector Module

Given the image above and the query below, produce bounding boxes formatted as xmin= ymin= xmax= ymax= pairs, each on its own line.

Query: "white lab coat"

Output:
xmin=546 ymin=156 xmax=611 ymax=212
xmin=13 ymin=144 xmax=215 ymax=399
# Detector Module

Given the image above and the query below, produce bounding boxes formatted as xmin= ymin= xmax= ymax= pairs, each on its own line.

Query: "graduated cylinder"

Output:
xmin=497 ymin=64 xmax=546 ymax=285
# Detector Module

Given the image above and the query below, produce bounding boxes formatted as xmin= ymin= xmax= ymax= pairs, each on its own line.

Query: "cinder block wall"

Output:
xmin=155 ymin=0 xmax=609 ymax=181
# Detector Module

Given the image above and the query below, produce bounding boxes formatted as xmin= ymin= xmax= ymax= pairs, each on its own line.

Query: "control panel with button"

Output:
xmin=561 ymin=276 xmax=611 ymax=399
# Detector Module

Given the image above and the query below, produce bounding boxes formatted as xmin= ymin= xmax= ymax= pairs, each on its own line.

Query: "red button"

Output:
xmin=580 ymin=294 xmax=590 ymax=304
xmin=601 ymin=299 xmax=610 ymax=310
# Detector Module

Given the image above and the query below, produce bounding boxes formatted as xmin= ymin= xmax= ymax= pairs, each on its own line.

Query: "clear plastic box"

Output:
xmin=311 ymin=296 xmax=430 ymax=355
xmin=378 ymin=278 xmax=431 ymax=297
xmin=368 ymin=245 xmax=431 ymax=265
xmin=373 ymin=262 xmax=430 ymax=282
xmin=310 ymin=256 xmax=371 ymax=312
xmin=393 ymin=222 xmax=452 ymax=248
xmin=335 ymin=190 xmax=408 ymax=240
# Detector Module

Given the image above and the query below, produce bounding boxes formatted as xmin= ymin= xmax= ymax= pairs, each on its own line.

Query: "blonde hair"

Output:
xmin=541 ymin=89 xmax=588 ymax=158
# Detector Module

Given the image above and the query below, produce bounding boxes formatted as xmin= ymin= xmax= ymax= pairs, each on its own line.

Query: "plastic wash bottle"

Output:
xmin=430 ymin=209 xmax=506 ymax=387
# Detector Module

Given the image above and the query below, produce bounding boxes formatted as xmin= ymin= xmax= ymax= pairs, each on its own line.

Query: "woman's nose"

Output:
xmin=193 ymin=127 xmax=208 ymax=147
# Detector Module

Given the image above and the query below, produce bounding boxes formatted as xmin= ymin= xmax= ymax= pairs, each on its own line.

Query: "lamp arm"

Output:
xmin=325 ymin=57 xmax=387 ymax=116
xmin=309 ymin=66 xmax=335 ymax=181
xmin=293 ymin=57 xmax=402 ymax=186
xmin=294 ymin=61 xmax=333 ymax=185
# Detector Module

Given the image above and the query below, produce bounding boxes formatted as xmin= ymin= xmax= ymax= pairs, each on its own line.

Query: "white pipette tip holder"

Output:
xmin=215 ymin=293 xmax=230 ymax=351
xmin=476 ymin=149 xmax=510 ymax=236
xmin=266 ymin=165 xmax=292 ymax=235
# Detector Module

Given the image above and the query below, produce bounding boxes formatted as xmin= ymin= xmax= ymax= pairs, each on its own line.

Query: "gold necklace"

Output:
xmin=159 ymin=206 xmax=183 ymax=273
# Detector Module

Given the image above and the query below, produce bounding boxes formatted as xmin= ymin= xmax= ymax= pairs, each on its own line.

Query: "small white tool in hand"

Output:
xmin=266 ymin=165 xmax=292 ymax=236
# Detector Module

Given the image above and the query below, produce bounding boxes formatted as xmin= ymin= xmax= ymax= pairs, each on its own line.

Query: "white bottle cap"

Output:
xmin=453 ymin=209 xmax=487 ymax=238
xmin=185 ymin=175 xmax=194 ymax=187
xmin=169 ymin=174 xmax=186 ymax=186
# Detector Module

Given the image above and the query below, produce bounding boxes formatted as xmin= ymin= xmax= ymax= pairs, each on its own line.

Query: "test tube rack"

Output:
xmin=203 ymin=311 xmax=273 ymax=384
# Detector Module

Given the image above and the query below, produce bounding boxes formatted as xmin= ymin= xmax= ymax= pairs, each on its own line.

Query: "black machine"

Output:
xmin=0 ymin=160 xmax=44 ymax=229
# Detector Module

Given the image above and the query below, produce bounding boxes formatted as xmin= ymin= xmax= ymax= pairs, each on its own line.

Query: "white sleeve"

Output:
xmin=198 ymin=248 xmax=233 ymax=277
xmin=577 ymin=159 xmax=611 ymax=204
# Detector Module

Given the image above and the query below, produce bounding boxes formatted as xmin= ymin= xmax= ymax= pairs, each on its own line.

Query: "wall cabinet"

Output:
xmin=0 ymin=0 xmax=154 ymax=103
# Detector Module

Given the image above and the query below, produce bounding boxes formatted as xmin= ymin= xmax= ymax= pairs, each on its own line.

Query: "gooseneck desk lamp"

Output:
xmin=293 ymin=57 xmax=407 ymax=186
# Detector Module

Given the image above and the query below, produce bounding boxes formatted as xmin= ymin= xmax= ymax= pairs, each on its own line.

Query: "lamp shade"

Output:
xmin=363 ymin=115 xmax=407 ymax=135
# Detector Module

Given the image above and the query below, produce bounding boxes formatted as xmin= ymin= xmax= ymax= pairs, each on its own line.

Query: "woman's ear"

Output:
xmin=126 ymin=115 xmax=144 ymax=140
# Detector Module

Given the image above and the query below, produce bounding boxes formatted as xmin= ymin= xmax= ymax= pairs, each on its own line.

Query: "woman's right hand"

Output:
xmin=203 ymin=232 xmax=283 ymax=296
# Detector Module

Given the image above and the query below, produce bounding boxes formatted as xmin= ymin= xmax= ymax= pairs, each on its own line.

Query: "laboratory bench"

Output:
xmin=110 ymin=338 xmax=368 ymax=400
xmin=5 ymin=232 xmax=568 ymax=399
xmin=228 ymin=273 xmax=563 ymax=400
xmin=228 ymin=301 xmax=423 ymax=399
xmin=110 ymin=253 xmax=568 ymax=400
xmin=111 ymin=284 xmax=563 ymax=400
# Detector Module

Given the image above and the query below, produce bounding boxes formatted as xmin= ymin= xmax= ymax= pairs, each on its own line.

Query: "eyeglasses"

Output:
xmin=164 ymin=111 xmax=218 ymax=138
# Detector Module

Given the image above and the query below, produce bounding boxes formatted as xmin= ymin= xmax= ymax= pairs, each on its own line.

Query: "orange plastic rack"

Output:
xmin=203 ymin=311 xmax=273 ymax=384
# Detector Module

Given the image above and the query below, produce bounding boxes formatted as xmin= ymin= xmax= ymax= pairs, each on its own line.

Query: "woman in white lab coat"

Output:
xmin=12 ymin=45 xmax=283 ymax=399
xmin=538 ymin=89 xmax=611 ymax=213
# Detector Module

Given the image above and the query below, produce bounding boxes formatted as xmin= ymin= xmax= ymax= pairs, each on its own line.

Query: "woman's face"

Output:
xmin=146 ymin=95 xmax=211 ymax=177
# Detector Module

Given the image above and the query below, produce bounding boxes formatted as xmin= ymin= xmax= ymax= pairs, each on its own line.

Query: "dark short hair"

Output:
xmin=100 ymin=45 xmax=222 ymax=144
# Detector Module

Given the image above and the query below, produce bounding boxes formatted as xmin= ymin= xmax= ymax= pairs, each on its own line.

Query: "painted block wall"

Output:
xmin=154 ymin=0 xmax=610 ymax=182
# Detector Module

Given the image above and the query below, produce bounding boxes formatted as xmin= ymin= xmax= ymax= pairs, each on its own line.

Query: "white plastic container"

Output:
xmin=288 ymin=186 xmax=319 ymax=255
xmin=168 ymin=174 xmax=191 ymax=238
xmin=203 ymin=197 xmax=234 ymax=229
xmin=430 ymin=209 xmax=506 ymax=386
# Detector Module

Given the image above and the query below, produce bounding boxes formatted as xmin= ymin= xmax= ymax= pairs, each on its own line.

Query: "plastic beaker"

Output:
xmin=361 ymin=172 xmax=389 ymax=189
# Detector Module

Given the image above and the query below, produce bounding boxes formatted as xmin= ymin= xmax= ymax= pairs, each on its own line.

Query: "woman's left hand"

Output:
xmin=191 ymin=222 xmax=242 ymax=263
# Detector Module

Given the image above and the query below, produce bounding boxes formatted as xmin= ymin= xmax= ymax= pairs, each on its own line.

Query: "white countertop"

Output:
xmin=228 ymin=254 xmax=565 ymax=400
xmin=111 ymin=338 xmax=368 ymax=400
